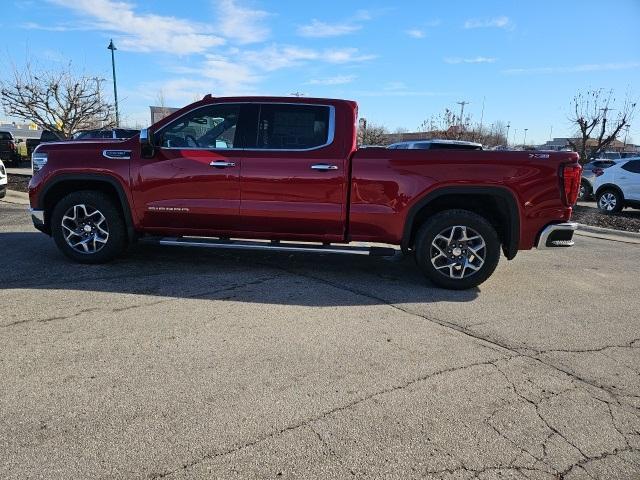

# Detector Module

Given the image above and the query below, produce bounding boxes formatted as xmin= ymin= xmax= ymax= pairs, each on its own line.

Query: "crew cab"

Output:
xmin=28 ymin=96 xmax=581 ymax=289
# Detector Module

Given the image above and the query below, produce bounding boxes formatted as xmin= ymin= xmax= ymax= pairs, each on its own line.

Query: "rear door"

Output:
xmin=239 ymin=103 xmax=347 ymax=241
xmin=132 ymin=103 xmax=257 ymax=233
xmin=619 ymin=160 xmax=640 ymax=200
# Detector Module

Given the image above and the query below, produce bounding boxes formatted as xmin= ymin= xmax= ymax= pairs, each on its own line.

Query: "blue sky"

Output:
xmin=2 ymin=0 xmax=640 ymax=144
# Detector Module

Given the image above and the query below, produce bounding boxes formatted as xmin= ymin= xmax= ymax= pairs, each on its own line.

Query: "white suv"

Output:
xmin=593 ymin=158 xmax=640 ymax=214
xmin=0 ymin=159 xmax=7 ymax=199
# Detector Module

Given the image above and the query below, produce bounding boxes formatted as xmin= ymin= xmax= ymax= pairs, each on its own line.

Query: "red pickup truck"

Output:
xmin=28 ymin=96 xmax=581 ymax=289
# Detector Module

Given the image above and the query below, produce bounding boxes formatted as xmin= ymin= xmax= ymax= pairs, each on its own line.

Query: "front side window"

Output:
xmin=159 ymin=104 xmax=242 ymax=149
xmin=257 ymin=104 xmax=331 ymax=150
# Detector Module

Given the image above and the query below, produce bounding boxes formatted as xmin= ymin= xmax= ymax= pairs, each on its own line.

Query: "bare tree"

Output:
xmin=567 ymin=89 xmax=636 ymax=163
xmin=0 ymin=61 xmax=115 ymax=138
xmin=418 ymin=109 xmax=506 ymax=147
xmin=358 ymin=122 xmax=389 ymax=146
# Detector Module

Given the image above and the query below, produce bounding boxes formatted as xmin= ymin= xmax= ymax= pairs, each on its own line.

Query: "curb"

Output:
xmin=576 ymin=223 xmax=640 ymax=245
xmin=0 ymin=189 xmax=30 ymax=205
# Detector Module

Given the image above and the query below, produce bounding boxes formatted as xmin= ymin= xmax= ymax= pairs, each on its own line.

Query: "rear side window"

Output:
xmin=257 ymin=104 xmax=331 ymax=150
xmin=593 ymin=160 xmax=615 ymax=168
xmin=0 ymin=132 xmax=12 ymax=140
xmin=621 ymin=160 xmax=640 ymax=173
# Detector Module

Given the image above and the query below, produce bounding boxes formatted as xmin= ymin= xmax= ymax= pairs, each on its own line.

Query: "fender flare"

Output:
xmin=38 ymin=173 xmax=136 ymax=240
xmin=401 ymin=186 xmax=520 ymax=260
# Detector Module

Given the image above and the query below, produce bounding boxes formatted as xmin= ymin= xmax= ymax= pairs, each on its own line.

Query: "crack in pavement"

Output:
xmin=148 ymin=358 xmax=511 ymax=478
xmin=1 ymin=274 xmax=283 ymax=329
xmin=270 ymin=264 xmax=638 ymax=405
xmin=537 ymin=338 xmax=640 ymax=355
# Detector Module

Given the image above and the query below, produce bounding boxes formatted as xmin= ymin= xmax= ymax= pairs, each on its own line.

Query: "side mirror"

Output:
xmin=140 ymin=128 xmax=155 ymax=158
xmin=140 ymin=128 xmax=153 ymax=145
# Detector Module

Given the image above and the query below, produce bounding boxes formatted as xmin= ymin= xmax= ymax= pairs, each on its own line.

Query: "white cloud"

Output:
xmin=297 ymin=10 xmax=376 ymax=38
xmin=503 ymin=61 xmax=640 ymax=75
xmin=323 ymin=48 xmax=376 ymax=63
xmin=243 ymin=45 xmax=319 ymax=71
xmin=297 ymin=19 xmax=361 ymax=37
xmin=384 ymin=81 xmax=407 ymax=91
xmin=49 ymin=0 xmax=225 ymax=54
xmin=242 ymin=45 xmax=375 ymax=70
xmin=215 ymin=0 xmax=270 ymax=44
xmin=464 ymin=16 xmax=512 ymax=29
xmin=445 ymin=56 xmax=497 ymax=64
xmin=307 ymin=75 xmax=356 ymax=85
xmin=405 ymin=29 xmax=425 ymax=39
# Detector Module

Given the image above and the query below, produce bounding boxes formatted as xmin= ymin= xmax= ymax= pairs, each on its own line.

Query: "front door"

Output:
xmin=131 ymin=103 xmax=256 ymax=234
xmin=239 ymin=103 xmax=347 ymax=241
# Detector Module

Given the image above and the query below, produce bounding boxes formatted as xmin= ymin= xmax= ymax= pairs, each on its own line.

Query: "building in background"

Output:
xmin=150 ymin=106 xmax=179 ymax=125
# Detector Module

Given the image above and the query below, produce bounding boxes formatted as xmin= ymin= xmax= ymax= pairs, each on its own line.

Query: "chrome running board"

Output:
xmin=146 ymin=237 xmax=398 ymax=257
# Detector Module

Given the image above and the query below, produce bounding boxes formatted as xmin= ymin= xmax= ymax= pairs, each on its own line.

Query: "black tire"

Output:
xmin=578 ymin=181 xmax=592 ymax=201
xmin=51 ymin=190 xmax=127 ymax=263
xmin=414 ymin=209 xmax=501 ymax=290
xmin=596 ymin=189 xmax=623 ymax=214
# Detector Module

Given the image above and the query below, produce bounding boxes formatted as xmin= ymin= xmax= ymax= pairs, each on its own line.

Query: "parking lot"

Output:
xmin=1 ymin=201 xmax=639 ymax=479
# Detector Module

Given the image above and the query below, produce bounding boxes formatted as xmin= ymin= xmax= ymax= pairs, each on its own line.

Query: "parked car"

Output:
xmin=0 ymin=131 xmax=20 ymax=166
xmin=0 ymin=159 xmax=7 ymax=198
xmin=387 ymin=139 xmax=483 ymax=150
xmin=28 ymin=95 xmax=581 ymax=290
xmin=72 ymin=128 xmax=140 ymax=140
xmin=26 ymin=130 xmax=62 ymax=160
xmin=579 ymin=159 xmax=621 ymax=200
xmin=593 ymin=158 xmax=640 ymax=213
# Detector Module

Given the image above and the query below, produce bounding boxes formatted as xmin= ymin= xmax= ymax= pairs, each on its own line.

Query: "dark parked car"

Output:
xmin=387 ymin=139 xmax=483 ymax=150
xmin=26 ymin=130 xmax=63 ymax=160
xmin=0 ymin=131 xmax=20 ymax=165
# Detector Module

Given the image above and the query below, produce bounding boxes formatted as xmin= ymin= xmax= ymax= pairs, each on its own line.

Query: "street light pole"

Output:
xmin=505 ymin=122 xmax=511 ymax=147
xmin=456 ymin=100 xmax=469 ymax=131
xmin=107 ymin=39 xmax=119 ymax=127
xmin=523 ymin=128 xmax=528 ymax=147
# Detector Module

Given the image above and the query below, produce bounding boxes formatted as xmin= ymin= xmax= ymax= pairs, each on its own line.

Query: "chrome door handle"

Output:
xmin=210 ymin=161 xmax=236 ymax=168
xmin=311 ymin=164 xmax=338 ymax=171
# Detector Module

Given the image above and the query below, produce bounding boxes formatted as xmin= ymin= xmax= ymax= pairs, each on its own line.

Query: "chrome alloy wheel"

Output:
xmin=430 ymin=225 xmax=486 ymax=279
xmin=598 ymin=192 xmax=617 ymax=211
xmin=61 ymin=204 xmax=109 ymax=254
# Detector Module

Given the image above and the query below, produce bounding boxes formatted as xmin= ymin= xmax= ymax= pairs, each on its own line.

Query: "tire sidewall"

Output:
xmin=415 ymin=210 xmax=501 ymax=290
xmin=51 ymin=191 xmax=126 ymax=263
xmin=597 ymin=189 xmax=623 ymax=214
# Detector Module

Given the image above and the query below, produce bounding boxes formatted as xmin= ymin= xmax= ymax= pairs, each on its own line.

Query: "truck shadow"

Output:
xmin=1 ymin=232 xmax=480 ymax=306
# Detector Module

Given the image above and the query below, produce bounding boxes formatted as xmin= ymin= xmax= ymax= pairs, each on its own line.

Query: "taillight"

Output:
xmin=8 ymin=141 xmax=15 ymax=151
xmin=592 ymin=168 xmax=604 ymax=177
xmin=562 ymin=164 xmax=582 ymax=206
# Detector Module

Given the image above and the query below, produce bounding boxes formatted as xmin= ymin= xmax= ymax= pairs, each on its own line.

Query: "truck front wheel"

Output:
xmin=51 ymin=191 xmax=127 ymax=264
xmin=414 ymin=210 xmax=500 ymax=290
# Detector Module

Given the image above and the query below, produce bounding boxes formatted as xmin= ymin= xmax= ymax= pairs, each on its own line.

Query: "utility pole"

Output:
xmin=506 ymin=122 xmax=511 ymax=147
xmin=549 ymin=125 xmax=553 ymax=140
xmin=456 ymin=100 xmax=469 ymax=135
xmin=622 ymin=124 xmax=631 ymax=151
xmin=523 ymin=128 xmax=528 ymax=147
xmin=107 ymin=39 xmax=119 ymax=127
xmin=479 ymin=96 xmax=485 ymax=132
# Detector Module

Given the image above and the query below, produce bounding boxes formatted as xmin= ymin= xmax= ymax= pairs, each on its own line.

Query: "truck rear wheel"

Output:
xmin=51 ymin=191 xmax=127 ymax=264
xmin=414 ymin=210 xmax=500 ymax=290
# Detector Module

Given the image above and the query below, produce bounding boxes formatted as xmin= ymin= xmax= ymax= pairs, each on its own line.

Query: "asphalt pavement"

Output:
xmin=1 ymin=200 xmax=639 ymax=479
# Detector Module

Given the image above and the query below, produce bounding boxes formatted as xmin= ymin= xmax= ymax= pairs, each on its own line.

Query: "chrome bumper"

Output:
xmin=536 ymin=222 xmax=578 ymax=249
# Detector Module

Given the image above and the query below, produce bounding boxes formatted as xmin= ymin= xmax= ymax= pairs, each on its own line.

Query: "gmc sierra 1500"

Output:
xmin=28 ymin=96 xmax=581 ymax=289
